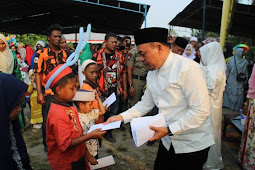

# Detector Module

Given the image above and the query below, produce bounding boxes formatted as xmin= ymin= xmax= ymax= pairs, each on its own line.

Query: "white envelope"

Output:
xmin=87 ymin=120 xmax=121 ymax=133
xmin=90 ymin=155 xmax=115 ymax=169
xmin=131 ymin=114 xmax=165 ymax=147
xmin=103 ymin=92 xmax=116 ymax=107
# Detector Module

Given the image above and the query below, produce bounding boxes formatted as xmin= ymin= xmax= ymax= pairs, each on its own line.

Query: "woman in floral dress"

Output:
xmin=238 ymin=64 xmax=255 ymax=169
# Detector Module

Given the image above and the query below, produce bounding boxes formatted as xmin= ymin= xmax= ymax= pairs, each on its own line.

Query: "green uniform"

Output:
xmin=126 ymin=48 xmax=148 ymax=108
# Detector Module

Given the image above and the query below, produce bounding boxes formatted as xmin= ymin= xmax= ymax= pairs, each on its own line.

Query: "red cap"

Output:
xmin=44 ymin=64 xmax=73 ymax=88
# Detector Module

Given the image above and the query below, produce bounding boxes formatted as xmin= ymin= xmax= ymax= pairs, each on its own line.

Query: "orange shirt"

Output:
xmin=46 ymin=101 xmax=89 ymax=170
xmin=92 ymin=48 xmax=126 ymax=96
xmin=33 ymin=48 xmax=67 ymax=95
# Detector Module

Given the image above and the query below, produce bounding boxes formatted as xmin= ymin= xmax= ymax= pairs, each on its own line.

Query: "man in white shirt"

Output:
xmin=105 ymin=27 xmax=214 ymax=169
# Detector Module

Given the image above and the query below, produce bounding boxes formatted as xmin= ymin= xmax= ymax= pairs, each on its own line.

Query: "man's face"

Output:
xmin=60 ymin=39 xmax=67 ymax=50
xmin=122 ymin=38 xmax=131 ymax=47
xmin=137 ymin=43 xmax=159 ymax=71
xmin=190 ymin=41 xmax=197 ymax=47
xmin=171 ymin=44 xmax=184 ymax=55
xmin=105 ymin=37 xmax=117 ymax=51
xmin=48 ymin=30 xmax=62 ymax=47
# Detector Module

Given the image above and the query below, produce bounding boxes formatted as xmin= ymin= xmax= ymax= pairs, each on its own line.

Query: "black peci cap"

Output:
xmin=134 ymin=27 xmax=168 ymax=46
xmin=174 ymin=37 xmax=188 ymax=49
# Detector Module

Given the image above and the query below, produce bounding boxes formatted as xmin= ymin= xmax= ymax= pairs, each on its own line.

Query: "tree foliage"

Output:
xmin=191 ymin=29 xmax=255 ymax=60
xmin=1 ymin=32 xmax=47 ymax=48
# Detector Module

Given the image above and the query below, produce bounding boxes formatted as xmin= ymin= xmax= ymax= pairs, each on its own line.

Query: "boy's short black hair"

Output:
xmin=105 ymin=32 xmax=117 ymax=41
xmin=73 ymin=101 xmax=91 ymax=110
xmin=73 ymin=101 xmax=81 ymax=108
xmin=51 ymin=72 xmax=76 ymax=94
xmin=46 ymin=24 xmax=63 ymax=37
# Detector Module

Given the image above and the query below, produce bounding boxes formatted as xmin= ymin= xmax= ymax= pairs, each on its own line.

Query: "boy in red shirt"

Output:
xmin=45 ymin=64 xmax=106 ymax=170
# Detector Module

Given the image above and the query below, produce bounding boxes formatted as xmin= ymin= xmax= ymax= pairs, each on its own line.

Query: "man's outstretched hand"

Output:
xmin=104 ymin=115 xmax=124 ymax=124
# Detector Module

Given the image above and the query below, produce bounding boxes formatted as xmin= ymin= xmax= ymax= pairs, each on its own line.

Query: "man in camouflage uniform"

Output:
xmin=127 ymin=47 xmax=148 ymax=108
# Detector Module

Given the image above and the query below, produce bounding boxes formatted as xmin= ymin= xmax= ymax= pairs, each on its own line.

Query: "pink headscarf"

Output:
xmin=247 ymin=64 xmax=255 ymax=98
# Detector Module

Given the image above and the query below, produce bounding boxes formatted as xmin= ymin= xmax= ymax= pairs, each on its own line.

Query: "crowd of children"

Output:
xmin=42 ymin=62 xmax=107 ymax=169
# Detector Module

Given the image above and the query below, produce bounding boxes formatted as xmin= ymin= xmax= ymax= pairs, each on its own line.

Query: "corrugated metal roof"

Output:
xmin=169 ymin=0 xmax=255 ymax=39
xmin=0 ymin=0 xmax=150 ymax=35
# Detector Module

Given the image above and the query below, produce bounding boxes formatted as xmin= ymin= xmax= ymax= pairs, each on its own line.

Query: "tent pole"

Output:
xmin=144 ymin=4 xmax=147 ymax=28
xmin=202 ymin=0 xmax=206 ymax=41
xmin=220 ymin=0 xmax=235 ymax=49
xmin=75 ymin=26 xmax=77 ymax=43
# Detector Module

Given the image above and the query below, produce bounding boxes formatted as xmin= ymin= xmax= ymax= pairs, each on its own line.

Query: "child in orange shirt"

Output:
xmin=80 ymin=59 xmax=104 ymax=124
xmin=73 ymin=89 xmax=105 ymax=165
xmin=45 ymin=64 xmax=106 ymax=170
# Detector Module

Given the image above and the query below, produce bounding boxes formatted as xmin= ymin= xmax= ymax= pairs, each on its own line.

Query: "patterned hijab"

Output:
xmin=0 ymin=34 xmax=14 ymax=74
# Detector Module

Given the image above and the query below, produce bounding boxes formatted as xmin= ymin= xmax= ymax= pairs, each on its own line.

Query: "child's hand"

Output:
xmin=88 ymin=154 xmax=98 ymax=165
xmin=104 ymin=104 xmax=109 ymax=112
xmin=94 ymin=90 xmax=100 ymax=100
xmin=89 ymin=129 xmax=106 ymax=139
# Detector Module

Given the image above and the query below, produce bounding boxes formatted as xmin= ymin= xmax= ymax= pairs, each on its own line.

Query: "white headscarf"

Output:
xmin=35 ymin=41 xmax=46 ymax=50
xmin=0 ymin=34 xmax=14 ymax=74
xmin=183 ymin=44 xmax=196 ymax=60
xmin=200 ymin=42 xmax=226 ymax=89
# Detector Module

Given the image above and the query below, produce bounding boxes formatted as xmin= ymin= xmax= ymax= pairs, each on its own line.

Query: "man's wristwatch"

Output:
xmin=129 ymin=84 xmax=133 ymax=87
xmin=167 ymin=126 xmax=173 ymax=136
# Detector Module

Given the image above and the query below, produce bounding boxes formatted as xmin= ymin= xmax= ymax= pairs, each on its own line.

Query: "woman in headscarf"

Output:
xmin=199 ymin=42 xmax=226 ymax=170
xmin=30 ymin=40 xmax=46 ymax=69
xmin=238 ymin=64 xmax=255 ymax=169
xmin=223 ymin=48 xmax=248 ymax=111
xmin=0 ymin=34 xmax=14 ymax=74
xmin=0 ymin=73 xmax=32 ymax=170
xmin=182 ymin=43 xmax=196 ymax=60
xmin=0 ymin=34 xmax=22 ymax=80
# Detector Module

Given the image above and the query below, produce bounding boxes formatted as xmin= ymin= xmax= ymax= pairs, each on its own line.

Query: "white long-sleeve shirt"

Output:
xmin=121 ymin=51 xmax=215 ymax=154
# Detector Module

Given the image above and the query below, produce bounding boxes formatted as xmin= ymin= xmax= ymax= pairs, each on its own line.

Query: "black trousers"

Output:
xmin=42 ymin=95 xmax=53 ymax=148
xmin=154 ymin=141 xmax=210 ymax=170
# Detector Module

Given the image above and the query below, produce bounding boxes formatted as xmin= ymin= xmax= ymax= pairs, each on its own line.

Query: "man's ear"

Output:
xmin=55 ymin=86 xmax=62 ymax=95
xmin=156 ymin=43 xmax=163 ymax=53
xmin=47 ymin=36 xmax=50 ymax=42
xmin=82 ymin=71 xmax=86 ymax=76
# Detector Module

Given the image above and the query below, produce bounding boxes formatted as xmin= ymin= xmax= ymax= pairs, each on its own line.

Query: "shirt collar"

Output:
xmin=51 ymin=97 xmax=73 ymax=107
xmin=159 ymin=51 xmax=173 ymax=72
xmin=47 ymin=47 xmax=64 ymax=54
